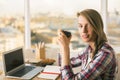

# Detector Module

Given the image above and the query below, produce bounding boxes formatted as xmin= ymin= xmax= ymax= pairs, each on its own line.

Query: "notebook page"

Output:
xmin=43 ymin=65 xmax=60 ymax=73
xmin=37 ymin=65 xmax=60 ymax=80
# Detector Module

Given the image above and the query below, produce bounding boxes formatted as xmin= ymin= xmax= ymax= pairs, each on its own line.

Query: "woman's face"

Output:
xmin=78 ymin=15 xmax=96 ymax=43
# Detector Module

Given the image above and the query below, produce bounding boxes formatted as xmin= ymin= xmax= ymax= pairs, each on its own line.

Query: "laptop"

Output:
xmin=2 ymin=47 xmax=44 ymax=80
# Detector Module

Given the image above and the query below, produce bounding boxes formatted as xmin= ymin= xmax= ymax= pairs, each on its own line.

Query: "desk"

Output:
xmin=0 ymin=74 xmax=61 ymax=80
xmin=0 ymin=48 xmax=81 ymax=80
xmin=0 ymin=48 xmax=60 ymax=80
xmin=0 ymin=62 xmax=61 ymax=80
xmin=0 ymin=75 xmax=61 ymax=80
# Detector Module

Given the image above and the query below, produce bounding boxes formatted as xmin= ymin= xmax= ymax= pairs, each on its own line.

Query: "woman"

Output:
xmin=57 ymin=9 xmax=117 ymax=80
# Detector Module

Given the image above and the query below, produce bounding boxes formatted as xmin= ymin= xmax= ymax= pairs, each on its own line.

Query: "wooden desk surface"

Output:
xmin=0 ymin=74 xmax=61 ymax=80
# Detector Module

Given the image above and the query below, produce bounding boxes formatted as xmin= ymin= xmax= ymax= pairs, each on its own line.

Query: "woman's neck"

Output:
xmin=89 ymin=42 xmax=95 ymax=53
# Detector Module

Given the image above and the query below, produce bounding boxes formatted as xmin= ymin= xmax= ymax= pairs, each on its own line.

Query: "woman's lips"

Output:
xmin=82 ymin=35 xmax=88 ymax=38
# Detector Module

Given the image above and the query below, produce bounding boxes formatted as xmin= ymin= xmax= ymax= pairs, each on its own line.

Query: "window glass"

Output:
xmin=108 ymin=0 xmax=120 ymax=47
xmin=30 ymin=0 xmax=100 ymax=49
xmin=0 ymin=0 xmax=24 ymax=54
xmin=2 ymin=0 xmax=119 ymax=60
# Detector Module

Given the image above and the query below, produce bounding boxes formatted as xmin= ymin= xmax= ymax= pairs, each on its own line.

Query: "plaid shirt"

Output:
xmin=59 ymin=43 xmax=116 ymax=80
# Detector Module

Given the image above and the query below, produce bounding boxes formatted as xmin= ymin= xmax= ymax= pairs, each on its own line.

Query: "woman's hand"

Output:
xmin=57 ymin=29 xmax=72 ymax=66
xmin=57 ymin=29 xmax=71 ymax=50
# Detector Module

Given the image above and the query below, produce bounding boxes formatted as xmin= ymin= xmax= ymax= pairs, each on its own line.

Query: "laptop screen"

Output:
xmin=4 ymin=48 xmax=24 ymax=72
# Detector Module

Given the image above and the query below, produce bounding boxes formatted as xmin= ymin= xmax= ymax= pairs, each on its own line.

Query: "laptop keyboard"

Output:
xmin=10 ymin=66 xmax=35 ymax=77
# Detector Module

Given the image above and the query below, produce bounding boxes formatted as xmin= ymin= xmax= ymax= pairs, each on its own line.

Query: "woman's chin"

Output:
xmin=82 ymin=39 xmax=89 ymax=42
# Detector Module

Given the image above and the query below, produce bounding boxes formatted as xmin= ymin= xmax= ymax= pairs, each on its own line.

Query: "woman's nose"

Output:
xmin=82 ymin=27 xmax=87 ymax=33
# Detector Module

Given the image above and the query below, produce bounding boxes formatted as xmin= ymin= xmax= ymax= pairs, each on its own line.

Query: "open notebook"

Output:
xmin=38 ymin=65 xmax=60 ymax=80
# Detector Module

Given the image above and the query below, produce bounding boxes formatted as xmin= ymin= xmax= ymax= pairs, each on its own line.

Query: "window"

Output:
xmin=108 ymin=0 xmax=120 ymax=47
xmin=0 ymin=0 xmax=24 ymax=53
xmin=30 ymin=0 xmax=100 ymax=49
xmin=1 ymin=0 xmax=119 ymax=58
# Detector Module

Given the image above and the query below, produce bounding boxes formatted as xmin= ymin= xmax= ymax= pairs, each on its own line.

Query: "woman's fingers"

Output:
xmin=57 ymin=29 xmax=67 ymax=38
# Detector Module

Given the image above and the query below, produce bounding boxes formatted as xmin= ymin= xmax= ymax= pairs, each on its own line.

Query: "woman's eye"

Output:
xmin=87 ymin=23 xmax=91 ymax=27
xmin=86 ymin=24 xmax=92 ymax=29
xmin=78 ymin=24 xmax=82 ymax=28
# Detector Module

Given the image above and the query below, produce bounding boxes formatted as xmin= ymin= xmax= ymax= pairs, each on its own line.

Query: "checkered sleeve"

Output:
xmin=70 ymin=53 xmax=84 ymax=67
xmin=60 ymin=50 xmax=114 ymax=80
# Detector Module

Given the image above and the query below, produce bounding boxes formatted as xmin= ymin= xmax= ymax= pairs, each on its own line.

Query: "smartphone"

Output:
xmin=62 ymin=30 xmax=71 ymax=38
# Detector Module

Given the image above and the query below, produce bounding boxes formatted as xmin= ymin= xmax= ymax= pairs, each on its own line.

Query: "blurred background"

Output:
xmin=0 ymin=0 xmax=120 ymax=56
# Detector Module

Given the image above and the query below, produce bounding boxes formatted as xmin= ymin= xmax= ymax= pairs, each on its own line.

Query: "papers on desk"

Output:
xmin=37 ymin=65 xmax=60 ymax=80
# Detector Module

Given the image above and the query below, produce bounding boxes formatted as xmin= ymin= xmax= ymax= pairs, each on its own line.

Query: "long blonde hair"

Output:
xmin=77 ymin=9 xmax=108 ymax=59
